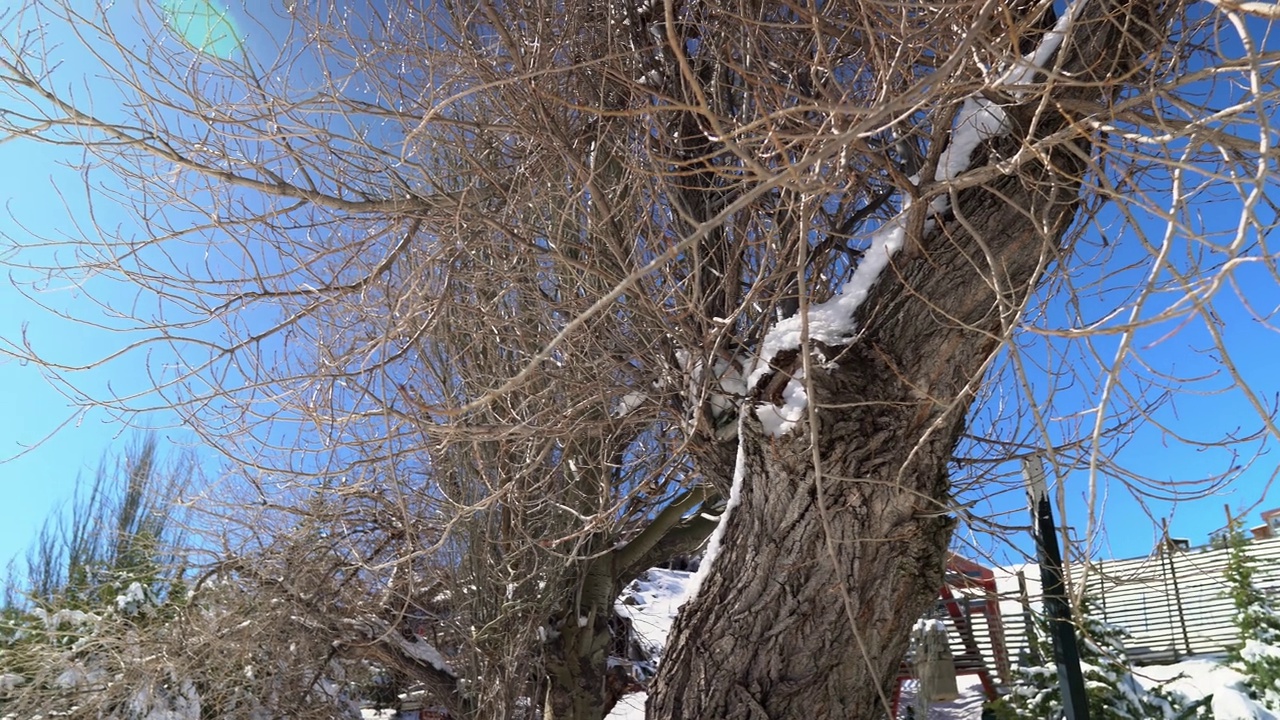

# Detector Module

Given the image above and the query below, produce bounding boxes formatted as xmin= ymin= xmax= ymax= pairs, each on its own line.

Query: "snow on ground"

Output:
xmin=614 ymin=568 xmax=696 ymax=665
xmin=603 ymin=660 xmax=1280 ymax=720
xmin=907 ymin=656 xmax=1279 ymax=720
xmin=606 ymin=562 xmax=1280 ymax=720
xmin=605 ymin=691 xmax=647 ymax=720
xmin=883 ymin=658 xmax=1280 ymax=720
xmin=605 ymin=669 xmax=991 ymax=719
xmin=896 ymin=675 xmax=988 ymax=719
xmin=1136 ymin=657 xmax=1278 ymax=720
xmin=607 ymin=569 xmax=692 ymax=720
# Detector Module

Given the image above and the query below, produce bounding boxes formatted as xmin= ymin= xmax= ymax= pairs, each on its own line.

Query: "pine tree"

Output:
xmin=1224 ymin=525 xmax=1280 ymax=707
xmin=0 ymin=435 xmax=199 ymax=715
xmin=990 ymin=598 xmax=1210 ymax=720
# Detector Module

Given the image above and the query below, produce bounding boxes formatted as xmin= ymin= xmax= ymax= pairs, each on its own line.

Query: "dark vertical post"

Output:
xmin=1016 ymin=570 xmax=1041 ymax=667
xmin=1161 ymin=519 xmax=1193 ymax=658
xmin=1022 ymin=456 xmax=1090 ymax=720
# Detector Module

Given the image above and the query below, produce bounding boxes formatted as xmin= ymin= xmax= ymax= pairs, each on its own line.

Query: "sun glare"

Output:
xmin=160 ymin=0 xmax=242 ymax=60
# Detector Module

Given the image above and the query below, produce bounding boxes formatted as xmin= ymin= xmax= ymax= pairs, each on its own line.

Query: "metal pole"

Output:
xmin=1161 ymin=519 xmax=1193 ymax=658
xmin=1016 ymin=570 xmax=1040 ymax=667
xmin=1023 ymin=456 xmax=1090 ymax=720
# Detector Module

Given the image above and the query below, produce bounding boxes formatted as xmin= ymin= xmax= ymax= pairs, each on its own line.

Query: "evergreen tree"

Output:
xmin=0 ymin=434 xmax=199 ymax=714
xmin=990 ymin=598 xmax=1210 ymax=720
xmin=14 ymin=433 xmax=194 ymax=613
xmin=1224 ymin=524 xmax=1280 ymax=707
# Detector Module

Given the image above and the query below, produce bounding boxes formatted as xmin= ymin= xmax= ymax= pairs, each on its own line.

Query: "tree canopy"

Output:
xmin=3 ymin=0 xmax=1280 ymax=717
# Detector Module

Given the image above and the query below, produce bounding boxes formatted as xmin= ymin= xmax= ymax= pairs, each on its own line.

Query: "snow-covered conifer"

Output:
xmin=1224 ymin=526 xmax=1280 ymax=708
xmin=991 ymin=598 xmax=1210 ymax=720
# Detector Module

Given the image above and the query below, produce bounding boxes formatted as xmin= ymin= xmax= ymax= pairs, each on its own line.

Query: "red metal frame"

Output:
xmin=890 ymin=554 xmax=1009 ymax=718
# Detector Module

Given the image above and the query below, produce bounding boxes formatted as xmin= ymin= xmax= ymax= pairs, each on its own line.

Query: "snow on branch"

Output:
xmin=938 ymin=0 xmax=1088 ymax=183
xmin=1204 ymin=0 xmax=1280 ymax=19
xmin=344 ymin=616 xmax=457 ymax=679
xmin=390 ymin=632 xmax=458 ymax=679
xmin=747 ymin=0 xmax=1087 ymax=438
xmin=746 ymin=210 xmax=909 ymax=437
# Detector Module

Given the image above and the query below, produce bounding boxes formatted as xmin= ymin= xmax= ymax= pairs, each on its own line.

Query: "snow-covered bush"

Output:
xmin=0 ymin=437 xmax=369 ymax=719
xmin=0 ymin=583 xmax=176 ymax=715
xmin=989 ymin=598 xmax=1210 ymax=720
xmin=0 ymin=558 xmax=376 ymax=719
xmin=1224 ymin=528 xmax=1280 ymax=708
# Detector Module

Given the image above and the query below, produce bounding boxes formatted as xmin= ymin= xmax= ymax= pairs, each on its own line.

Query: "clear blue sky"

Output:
xmin=967 ymin=5 xmax=1280 ymax=565
xmin=0 ymin=111 xmax=139 ymax=571
xmin=1 ymin=0 xmax=1278 ymax=578
xmin=0 ymin=0 xmax=248 ymax=573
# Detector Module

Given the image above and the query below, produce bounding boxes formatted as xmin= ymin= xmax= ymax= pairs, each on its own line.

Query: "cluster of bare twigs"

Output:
xmin=2 ymin=0 xmax=1280 ymax=716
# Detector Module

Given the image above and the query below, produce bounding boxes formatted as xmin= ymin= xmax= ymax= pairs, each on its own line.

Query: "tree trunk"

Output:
xmin=649 ymin=0 xmax=1164 ymax=717
xmin=544 ymin=613 xmax=615 ymax=720
xmin=653 ymin=397 xmax=961 ymax=719
xmin=543 ymin=497 xmax=717 ymax=720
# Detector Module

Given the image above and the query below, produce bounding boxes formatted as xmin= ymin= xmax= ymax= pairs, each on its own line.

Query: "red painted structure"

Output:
xmin=891 ymin=554 xmax=1010 ymax=717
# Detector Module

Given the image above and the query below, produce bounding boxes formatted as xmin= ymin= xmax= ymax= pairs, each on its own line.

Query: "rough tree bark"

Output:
xmin=543 ymin=487 xmax=719 ymax=720
xmin=649 ymin=0 xmax=1166 ymax=718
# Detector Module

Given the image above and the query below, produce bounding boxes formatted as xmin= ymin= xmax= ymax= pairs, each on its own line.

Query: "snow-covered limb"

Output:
xmin=671 ymin=347 xmax=750 ymax=435
xmin=389 ymin=633 xmax=457 ymax=679
xmin=612 ymin=390 xmax=649 ymax=418
xmin=681 ymin=410 xmax=748 ymax=603
xmin=1203 ymin=0 xmax=1280 ymax=19
xmin=938 ymin=0 xmax=1089 ymax=183
xmin=746 ymin=0 xmax=1089 ymax=439
xmin=747 ymin=206 xmax=909 ymax=395
xmin=1003 ymin=0 xmax=1090 ymax=87
xmin=345 ymin=616 xmax=458 ymax=679
xmin=938 ymin=0 xmax=1090 ymax=184
xmin=746 ymin=203 xmax=909 ymax=438
xmin=936 ymin=99 xmax=1009 ymax=183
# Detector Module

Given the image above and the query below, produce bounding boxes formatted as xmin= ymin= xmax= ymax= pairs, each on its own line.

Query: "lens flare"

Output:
xmin=161 ymin=0 xmax=242 ymax=60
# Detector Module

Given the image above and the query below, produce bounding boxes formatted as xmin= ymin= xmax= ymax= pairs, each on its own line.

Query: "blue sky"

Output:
xmin=2 ymin=1 xmax=1279 ymax=579
xmin=0 ymin=110 xmax=126 ymax=566
xmin=0 ymin=0 xmax=248 ymax=574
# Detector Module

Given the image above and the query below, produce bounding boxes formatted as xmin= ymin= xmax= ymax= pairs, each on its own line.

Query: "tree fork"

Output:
xmin=649 ymin=0 xmax=1166 ymax=717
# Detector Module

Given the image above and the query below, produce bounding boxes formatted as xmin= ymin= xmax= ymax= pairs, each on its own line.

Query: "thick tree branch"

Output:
xmin=651 ymin=0 xmax=1169 ymax=717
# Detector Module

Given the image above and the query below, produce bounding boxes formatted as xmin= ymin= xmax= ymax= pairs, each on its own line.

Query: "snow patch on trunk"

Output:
xmin=748 ymin=206 xmax=910 ymax=437
xmin=754 ymin=373 xmax=808 ymax=437
xmin=682 ymin=413 xmax=748 ymax=599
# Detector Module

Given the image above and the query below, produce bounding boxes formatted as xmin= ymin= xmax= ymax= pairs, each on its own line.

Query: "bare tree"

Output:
xmin=2 ymin=0 xmax=1279 ymax=718
xmin=0 ymin=434 xmax=211 ymax=718
xmin=13 ymin=433 xmax=193 ymax=608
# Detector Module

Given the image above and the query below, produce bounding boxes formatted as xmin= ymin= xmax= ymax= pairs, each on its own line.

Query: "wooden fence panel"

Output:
xmin=986 ymin=537 xmax=1280 ymax=667
xmin=925 ymin=539 xmax=1280 ymax=682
